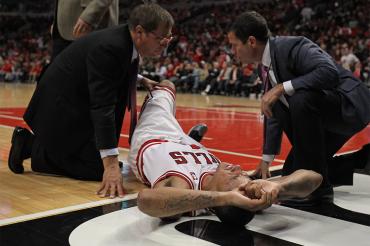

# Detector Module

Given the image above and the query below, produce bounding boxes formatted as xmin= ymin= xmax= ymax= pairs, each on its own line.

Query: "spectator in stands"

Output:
xmin=340 ymin=42 xmax=360 ymax=72
xmin=225 ymin=63 xmax=242 ymax=96
xmin=240 ymin=63 xmax=261 ymax=98
xmin=213 ymin=62 xmax=231 ymax=95
xmin=201 ymin=61 xmax=219 ymax=95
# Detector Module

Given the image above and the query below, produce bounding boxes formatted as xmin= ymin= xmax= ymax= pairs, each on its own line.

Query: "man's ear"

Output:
xmin=247 ymin=36 xmax=257 ymax=47
xmin=134 ymin=25 xmax=145 ymax=41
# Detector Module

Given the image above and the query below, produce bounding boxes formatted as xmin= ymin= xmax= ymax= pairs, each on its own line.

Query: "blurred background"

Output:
xmin=1 ymin=0 xmax=369 ymax=97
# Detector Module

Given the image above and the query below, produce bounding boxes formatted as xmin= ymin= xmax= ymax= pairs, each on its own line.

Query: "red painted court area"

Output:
xmin=1 ymin=106 xmax=369 ymax=171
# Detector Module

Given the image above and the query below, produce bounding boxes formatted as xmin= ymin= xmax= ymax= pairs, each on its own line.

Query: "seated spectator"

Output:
xmin=225 ymin=63 xmax=242 ymax=96
xmin=340 ymin=43 xmax=360 ymax=72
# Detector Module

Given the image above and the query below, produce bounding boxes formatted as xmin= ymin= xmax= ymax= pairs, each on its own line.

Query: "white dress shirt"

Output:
xmin=261 ymin=41 xmax=295 ymax=163
xmin=99 ymin=44 xmax=142 ymax=159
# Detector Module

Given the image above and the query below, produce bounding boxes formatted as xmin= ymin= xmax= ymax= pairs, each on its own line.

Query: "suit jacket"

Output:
xmin=24 ymin=25 xmax=138 ymax=157
xmin=262 ymin=36 xmax=370 ymax=155
xmin=56 ymin=0 xmax=119 ymax=41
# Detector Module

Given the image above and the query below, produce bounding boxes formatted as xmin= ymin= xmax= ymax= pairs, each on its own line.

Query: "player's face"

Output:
xmin=207 ymin=163 xmax=250 ymax=192
xmin=228 ymin=31 xmax=257 ymax=65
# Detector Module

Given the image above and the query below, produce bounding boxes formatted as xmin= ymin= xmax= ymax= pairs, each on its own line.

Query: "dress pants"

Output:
xmin=271 ymin=89 xmax=357 ymax=187
xmin=30 ymin=136 xmax=104 ymax=181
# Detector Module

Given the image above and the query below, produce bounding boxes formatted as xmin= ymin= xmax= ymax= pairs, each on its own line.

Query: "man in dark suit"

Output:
xmin=8 ymin=3 xmax=174 ymax=199
xmin=228 ymin=11 xmax=370 ymax=205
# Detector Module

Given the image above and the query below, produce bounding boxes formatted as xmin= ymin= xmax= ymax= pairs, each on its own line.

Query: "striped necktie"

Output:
xmin=259 ymin=64 xmax=271 ymax=94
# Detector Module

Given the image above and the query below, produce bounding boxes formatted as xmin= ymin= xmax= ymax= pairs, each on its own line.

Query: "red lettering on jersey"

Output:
xmin=169 ymin=151 xmax=188 ymax=164
xmin=190 ymin=144 xmax=201 ymax=149
xmin=209 ymin=153 xmax=221 ymax=164
xmin=195 ymin=153 xmax=212 ymax=164
xmin=183 ymin=152 xmax=201 ymax=164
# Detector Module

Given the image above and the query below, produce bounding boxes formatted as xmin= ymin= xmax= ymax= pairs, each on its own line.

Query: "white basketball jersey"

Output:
xmin=128 ymin=86 xmax=220 ymax=189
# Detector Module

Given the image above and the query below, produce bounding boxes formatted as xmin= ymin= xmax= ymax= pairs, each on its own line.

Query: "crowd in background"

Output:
xmin=0 ymin=15 xmax=51 ymax=83
xmin=1 ymin=0 xmax=369 ymax=98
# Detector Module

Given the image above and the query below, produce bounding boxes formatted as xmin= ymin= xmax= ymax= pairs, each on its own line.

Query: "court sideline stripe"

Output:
xmin=0 ymin=194 xmax=138 ymax=227
xmin=0 ymin=124 xmax=356 ymax=165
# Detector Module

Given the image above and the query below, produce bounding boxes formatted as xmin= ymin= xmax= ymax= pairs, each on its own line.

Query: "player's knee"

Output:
xmin=159 ymin=80 xmax=176 ymax=93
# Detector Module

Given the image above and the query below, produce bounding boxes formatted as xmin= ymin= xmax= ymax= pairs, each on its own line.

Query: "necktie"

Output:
xmin=128 ymin=59 xmax=139 ymax=144
xmin=259 ymin=64 xmax=271 ymax=94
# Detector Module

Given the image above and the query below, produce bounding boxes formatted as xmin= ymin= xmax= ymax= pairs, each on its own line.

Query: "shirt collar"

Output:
xmin=261 ymin=40 xmax=271 ymax=67
xmin=131 ymin=44 xmax=139 ymax=63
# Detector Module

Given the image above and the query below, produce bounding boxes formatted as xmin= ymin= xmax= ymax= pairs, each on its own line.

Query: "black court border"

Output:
xmin=1 ymin=170 xmax=370 ymax=246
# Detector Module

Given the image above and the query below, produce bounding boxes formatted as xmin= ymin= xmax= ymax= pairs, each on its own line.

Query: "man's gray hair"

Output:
xmin=128 ymin=3 xmax=174 ymax=32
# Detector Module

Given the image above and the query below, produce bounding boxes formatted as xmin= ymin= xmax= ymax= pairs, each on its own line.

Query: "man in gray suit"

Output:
xmin=228 ymin=11 xmax=370 ymax=205
xmin=51 ymin=0 xmax=119 ymax=59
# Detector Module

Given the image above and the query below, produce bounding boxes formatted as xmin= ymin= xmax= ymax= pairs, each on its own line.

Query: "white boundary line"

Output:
xmin=0 ymin=124 xmax=14 ymax=129
xmin=0 ymin=114 xmax=24 ymax=120
xmin=0 ymin=194 xmax=138 ymax=227
xmin=206 ymin=147 xmax=285 ymax=163
xmin=1 ymin=124 xmax=363 ymax=161
xmin=120 ymin=133 xmax=214 ymax=140
xmin=177 ymin=106 xmax=259 ymax=116
xmin=177 ymin=118 xmax=260 ymax=122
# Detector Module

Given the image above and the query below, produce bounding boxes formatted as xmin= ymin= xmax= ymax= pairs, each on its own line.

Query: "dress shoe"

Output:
xmin=8 ymin=126 xmax=33 ymax=174
xmin=188 ymin=124 xmax=208 ymax=143
xmin=354 ymin=143 xmax=370 ymax=175
xmin=334 ymin=143 xmax=370 ymax=172
xmin=280 ymin=185 xmax=334 ymax=208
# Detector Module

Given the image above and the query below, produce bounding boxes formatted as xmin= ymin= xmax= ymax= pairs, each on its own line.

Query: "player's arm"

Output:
xmin=243 ymin=169 xmax=323 ymax=200
xmin=270 ymin=169 xmax=323 ymax=199
xmin=137 ymin=183 xmax=273 ymax=218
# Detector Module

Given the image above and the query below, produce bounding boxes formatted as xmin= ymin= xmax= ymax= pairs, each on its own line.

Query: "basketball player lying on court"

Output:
xmin=128 ymin=80 xmax=322 ymax=224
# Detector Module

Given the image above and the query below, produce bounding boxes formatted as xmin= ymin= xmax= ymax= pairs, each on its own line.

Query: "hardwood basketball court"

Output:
xmin=0 ymin=82 xmax=369 ymax=224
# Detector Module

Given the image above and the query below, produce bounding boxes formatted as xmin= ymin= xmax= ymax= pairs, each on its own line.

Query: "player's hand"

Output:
xmin=261 ymin=83 xmax=285 ymax=118
xmin=240 ymin=180 xmax=279 ymax=203
xmin=251 ymin=160 xmax=271 ymax=179
xmin=228 ymin=187 xmax=273 ymax=211
xmin=207 ymin=163 xmax=242 ymax=191
xmin=73 ymin=18 xmax=93 ymax=38
xmin=140 ymin=77 xmax=158 ymax=91
xmin=97 ymin=156 xmax=125 ymax=198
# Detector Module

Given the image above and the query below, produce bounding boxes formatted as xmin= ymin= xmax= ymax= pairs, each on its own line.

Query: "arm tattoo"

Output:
xmin=161 ymin=192 xmax=216 ymax=212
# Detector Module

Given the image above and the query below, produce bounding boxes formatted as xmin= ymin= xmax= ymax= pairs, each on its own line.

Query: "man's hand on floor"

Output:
xmin=251 ymin=160 xmax=271 ymax=179
xmin=97 ymin=156 xmax=125 ymax=198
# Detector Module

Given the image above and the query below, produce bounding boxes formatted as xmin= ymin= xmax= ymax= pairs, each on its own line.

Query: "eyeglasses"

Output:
xmin=148 ymin=31 xmax=173 ymax=44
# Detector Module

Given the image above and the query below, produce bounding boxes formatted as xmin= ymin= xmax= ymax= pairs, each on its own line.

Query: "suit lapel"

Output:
xmin=269 ymin=38 xmax=281 ymax=84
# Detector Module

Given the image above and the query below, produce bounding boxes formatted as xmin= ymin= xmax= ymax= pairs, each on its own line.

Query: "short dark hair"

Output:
xmin=213 ymin=206 xmax=255 ymax=227
xmin=229 ymin=11 xmax=270 ymax=43
xmin=128 ymin=3 xmax=174 ymax=32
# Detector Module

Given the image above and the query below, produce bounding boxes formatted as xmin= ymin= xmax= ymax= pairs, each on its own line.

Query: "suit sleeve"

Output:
xmin=86 ymin=44 xmax=128 ymax=150
xmin=290 ymin=38 xmax=339 ymax=91
xmin=80 ymin=0 xmax=115 ymax=26
xmin=263 ymin=117 xmax=283 ymax=156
